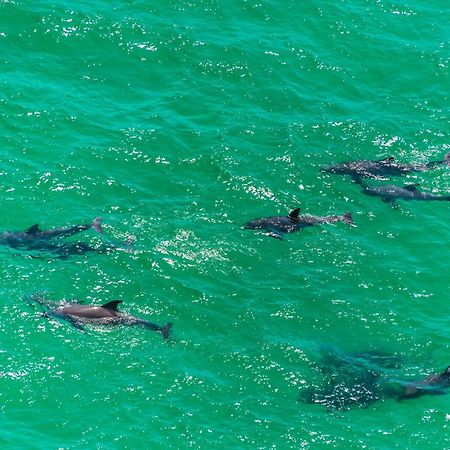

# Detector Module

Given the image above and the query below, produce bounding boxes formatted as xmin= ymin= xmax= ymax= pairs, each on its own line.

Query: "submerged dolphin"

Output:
xmin=399 ymin=366 xmax=450 ymax=400
xmin=0 ymin=218 xmax=103 ymax=256
xmin=27 ymin=294 xmax=172 ymax=339
xmin=362 ymin=183 xmax=450 ymax=204
xmin=244 ymin=208 xmax=354 ymax=239
xmin=0 ymin=218 xmax=102 ymax=248
xmin=321 ymin=152 xmax=450 ymax=182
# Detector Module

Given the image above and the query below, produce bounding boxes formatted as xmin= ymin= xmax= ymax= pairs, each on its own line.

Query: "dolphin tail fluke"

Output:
xmin=426 ymin=151 xmax=450 ymax=169
xmin=92 ymin=217 xmax=102 ymax=234
xmin=444 ymin=151 xmax=450 ymax=167
xmin=342 ymin=212 xmax=356 ymax=227
xmin=159 ymin=322 xmax=173 ymax=340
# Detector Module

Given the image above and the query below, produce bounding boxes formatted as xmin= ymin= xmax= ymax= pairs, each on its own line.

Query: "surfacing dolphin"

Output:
xmin=244 ymin=208 xmax=354 ymax=239
xmin=27 ymin=294 xmax=172 ymax=340
xmin=0 ymin=218 xmax=103 ymax=257
xmin=321 ymin=152 xmax=450 ymax=182
xmin=361 ymin=183 xmax=450 ymax=204
xmin=399 ymin=366 xmax=450 ymax=400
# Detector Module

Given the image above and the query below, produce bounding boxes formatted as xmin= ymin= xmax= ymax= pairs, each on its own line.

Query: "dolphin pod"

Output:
xmin=5 ymin=149 xmax=449 ymax=405
xmin=26 ymin=294 xmax=172 ymax=340
xmin=243 ymin=152 xmax=450 ymax=241
xmin=243 ymin=208 xmax=354 ymax=239
xmin=320 ymin=152 xmax=450 ymax=208
xmin=321 ymin=152 xmax=450 ymax=182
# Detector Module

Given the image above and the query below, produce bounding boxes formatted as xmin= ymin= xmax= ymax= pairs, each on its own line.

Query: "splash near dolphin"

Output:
xmin=244 ymin=208 xmax=354 ymax=239
xmin=0 ymin=217 xmax=103 ymax=257
xmin=321 ymin=152 xmax=450 ymax=182
xmin=25 ymin=294 xmax=172 ymax=340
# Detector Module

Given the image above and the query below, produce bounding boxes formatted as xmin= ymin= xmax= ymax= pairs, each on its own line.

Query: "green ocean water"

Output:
xmin=1 ymin=0 xmax=449 ymax=448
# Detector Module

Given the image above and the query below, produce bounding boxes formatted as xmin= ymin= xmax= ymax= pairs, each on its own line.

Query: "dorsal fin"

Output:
xmin=26 ymin=224 xmax=41 ymax=235
xmin=404 ymin=183 xmax=418 ymax=191
xmin=288 ymin=208 xmax=301 ymax=221
xmin=380 ymin=156 xmax=394 ymax=163
xmin=101 ymin=300 xmax=123 ymax=311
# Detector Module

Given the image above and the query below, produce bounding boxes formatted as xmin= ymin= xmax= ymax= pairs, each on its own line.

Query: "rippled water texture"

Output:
xmin=1 ymin=0 xmax=449 ymax=448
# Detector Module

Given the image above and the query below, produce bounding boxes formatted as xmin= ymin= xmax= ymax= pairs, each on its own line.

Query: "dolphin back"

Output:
xmin=159 ymin=322 xmax=173 ymax=340
xmin=91 ymin=217 xmax=102 ymax=234
xmin=342 ymin=212 xmax=354 ymax=226
xmin=101 ymin=300 xmax=122 ymax=311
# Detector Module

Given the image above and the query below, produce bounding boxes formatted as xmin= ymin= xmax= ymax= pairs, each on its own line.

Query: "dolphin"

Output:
xmin=0 ymin=217 xmax=102 ymax=249
xmin=399 ymin=366 xmax=450 ymax=400
xmin=321 ymin=152 xmax=450 ymax=182
xmin=26 ymin=294 xmax=172 ymax=339
xmin=243 ymin=208 xmax=354 ymax=239
xmin=0 ymin=218 xmax=104 ymax=257
xmin=361 ymin=183 xmax=450 ymax=204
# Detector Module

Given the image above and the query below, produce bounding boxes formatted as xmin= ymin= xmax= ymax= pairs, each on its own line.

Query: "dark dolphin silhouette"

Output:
xmin=27 ymin=294 xmax=172 ymax=339
xmin=362 ymin=183 xmax=450 ymax=204
xmin=300 ymin=347 xmax=450 ymax=409
xmin=244 ymin=208 xmax=354 ymax=239
xmin=299 ymin=349 xmax=401 ymax=411
xmin=399 ymin=366 xmax=450 ymax=400
xmin=321 ymin=152 xmax=450 ymax=182
xmin=0 ymin=218 xmax=102 ymax=253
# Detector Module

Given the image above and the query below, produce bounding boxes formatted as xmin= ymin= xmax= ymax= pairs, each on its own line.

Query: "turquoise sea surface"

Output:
xmin=1 ymin=1 xmax=449 ymax=448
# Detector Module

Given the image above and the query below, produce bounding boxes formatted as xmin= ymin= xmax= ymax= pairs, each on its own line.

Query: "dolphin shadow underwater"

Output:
xmin=321 ymin=152 xmax=450 ymax=183
xmin=243 ymin=208 xmax=355 ymax=239
xmin=299 ymin=349 xmax=402 ymax=411
xmin=299 ymin=348 xmax=450 ymax=410
xmin=25 ymin=294 xmax=172 ymax=340
xmin=361 ymin=183 xmax=450 ymax=205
